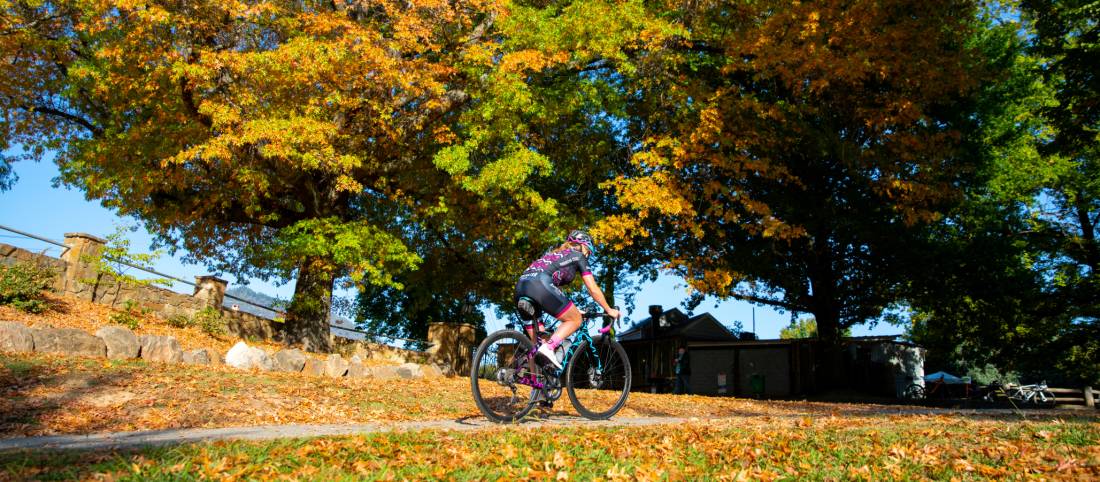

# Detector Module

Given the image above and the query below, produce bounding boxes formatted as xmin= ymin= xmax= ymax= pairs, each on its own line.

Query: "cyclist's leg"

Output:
xmin=514 ymin=283 xmax=546 ymax=343
xmin=550 ymin=304 xmax=582 ymax=341
xmin=519 ymin=276 xmax=578 ymax=339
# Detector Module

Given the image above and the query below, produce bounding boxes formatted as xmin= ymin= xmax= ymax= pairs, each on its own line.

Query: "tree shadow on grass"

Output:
xmin=0 ymin=353 xmax=144 ymax=438
xmin=42 ymin=295 xmax=73 ymax=316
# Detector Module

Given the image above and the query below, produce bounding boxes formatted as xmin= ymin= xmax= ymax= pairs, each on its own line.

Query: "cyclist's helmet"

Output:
xmin=566 ymin=229 xmax=595 ymax=254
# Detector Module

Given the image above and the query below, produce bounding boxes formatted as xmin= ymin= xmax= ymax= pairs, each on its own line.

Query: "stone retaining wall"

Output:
xmin=0 ymin=242 xmax=67 ymax=292
xmin=1 ymin=233 xmax=476 ymax=363
xmin=0 ymin=235 xmax=296 ymax=343
xmin=0 ymin=320 xmax=446 ymax=380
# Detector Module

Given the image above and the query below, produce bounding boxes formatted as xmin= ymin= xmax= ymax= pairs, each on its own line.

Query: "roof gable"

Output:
xmin=619 ymin=309 xmax=737 ymax=342
xmin=673 ymin=313 xmax=738 ymax=341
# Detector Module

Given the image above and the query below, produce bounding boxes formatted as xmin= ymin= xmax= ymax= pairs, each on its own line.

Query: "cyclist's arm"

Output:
xmin=581 ymin=273 xmax=620 ymax=319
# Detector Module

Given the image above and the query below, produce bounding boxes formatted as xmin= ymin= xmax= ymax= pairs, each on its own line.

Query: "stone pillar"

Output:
xmin=427 ymin=322 xmax=476 ymax=376
xmin=62 ymin=233 xmax=107 ymax=300
xmin=193 ymin=276 xmax=228 ymax=309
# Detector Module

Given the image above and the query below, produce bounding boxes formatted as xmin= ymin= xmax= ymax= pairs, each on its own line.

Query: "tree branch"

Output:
xmin=20 ymin=102 xmax=102 ymax=137
xmin=0 ymin=13 xmax=64 ymax=36
xmin=464 ymin=12 xmax=496 ymax=48
xmin=726 ymin=291 xmax=804 ymax=312
xmin=179 ymin=77 xmax=213 ymax=129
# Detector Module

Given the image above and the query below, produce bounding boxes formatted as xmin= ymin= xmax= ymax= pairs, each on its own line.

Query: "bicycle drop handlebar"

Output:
xmin=580 ymin=306 xmax=621 ymax=333
xmin=581 ymin=311 xmax=617 ymax=320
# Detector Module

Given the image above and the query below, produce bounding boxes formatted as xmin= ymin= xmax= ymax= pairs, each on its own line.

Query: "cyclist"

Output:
xmin=514 ymin=229 xmax=620 ymax=370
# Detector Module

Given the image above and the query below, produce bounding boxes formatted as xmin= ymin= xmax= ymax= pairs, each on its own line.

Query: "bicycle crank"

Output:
xmin=541 ymin=365 xmax=563 ymax=401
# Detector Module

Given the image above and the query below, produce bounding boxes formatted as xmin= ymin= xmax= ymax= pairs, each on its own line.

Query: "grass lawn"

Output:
xmin=1 ymin=416 xmax=1097 ymax=480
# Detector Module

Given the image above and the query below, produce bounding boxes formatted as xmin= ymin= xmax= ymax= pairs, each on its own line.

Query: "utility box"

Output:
xmin=749 ymin=373 xmax=766 ymax=398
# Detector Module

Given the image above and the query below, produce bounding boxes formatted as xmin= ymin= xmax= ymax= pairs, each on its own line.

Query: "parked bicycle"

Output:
xmin=986 ymin=380 xmax=1057 ymax=408
xmin=902 ymin=374 xmax=974 ymax=401
xmin=470 ymin=309 xmax=631 ymax=422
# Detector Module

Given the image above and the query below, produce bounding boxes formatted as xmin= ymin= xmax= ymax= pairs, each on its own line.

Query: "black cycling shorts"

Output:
xmin=514 ymin=274 xmax=574 ymax=320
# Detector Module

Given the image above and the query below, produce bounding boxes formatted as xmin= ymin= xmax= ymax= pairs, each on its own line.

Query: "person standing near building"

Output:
xmin=673 ymin=346 xmax=692 ymax=395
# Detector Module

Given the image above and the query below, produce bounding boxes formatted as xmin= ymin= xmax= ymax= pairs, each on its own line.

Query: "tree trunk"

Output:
xmin=807 ymin=232 xmax=843 ymax=344
xmin=285 ymin=256 xmax=336 ymax=353
xmin=807 ymin=234 xmax=846 ymax=389
xmin=604 ymin=261 xmax=619 ymax=310
xmin=1075 ymin=195 xmax=1099 ymax=275
xmin=815 ymin=311 xmax=842 ymax=343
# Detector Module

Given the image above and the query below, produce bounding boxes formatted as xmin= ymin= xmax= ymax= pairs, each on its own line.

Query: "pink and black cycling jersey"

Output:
xmin=519 ymin=249 xmax=591 ymax=286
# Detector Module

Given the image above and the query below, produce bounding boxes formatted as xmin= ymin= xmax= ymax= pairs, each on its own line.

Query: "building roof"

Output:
xmin=618 ymin=307 xmax=739 ymax=342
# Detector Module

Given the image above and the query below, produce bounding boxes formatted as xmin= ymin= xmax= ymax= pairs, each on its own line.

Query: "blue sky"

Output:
xmin=0 ymin=157 xmax=902 ymax=339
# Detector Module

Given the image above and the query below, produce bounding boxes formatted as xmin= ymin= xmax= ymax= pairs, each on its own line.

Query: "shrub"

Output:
xmin=0 ymin=262 xmax=55 ymax=313
xmin=109 ymin=299 xmax=147 ymax=330
xmin=965 ymin=363 xmax=1018 ymax=386
xmin=81 ymin=224 xmax=171 ymax=304
xmin=167 ymin=313 xmax=195 ymax=328
xmin=194 ymin=307 xmax=226 ymax=338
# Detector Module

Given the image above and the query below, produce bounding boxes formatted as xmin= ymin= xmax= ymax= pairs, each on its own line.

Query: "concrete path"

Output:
xmin=0 ymin=407 xmax=1074 ymax=453
xmin=0 ymin=415 xmax=697 ymax=452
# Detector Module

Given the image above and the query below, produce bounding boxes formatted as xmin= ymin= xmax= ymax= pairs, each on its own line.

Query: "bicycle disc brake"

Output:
xmin=587 ymin=366 xmax=604 ymax=389
xmin=495 ymin=367 xmax=517 ymax=387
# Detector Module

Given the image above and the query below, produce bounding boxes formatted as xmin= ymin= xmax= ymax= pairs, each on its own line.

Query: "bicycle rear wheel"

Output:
xmin=566 ymin=338 xmax=631 ymax=420
xmin=902 ymin=384 xmax=925 ymax=401
xmin=470 ymin=330 xmax=538 ymax=423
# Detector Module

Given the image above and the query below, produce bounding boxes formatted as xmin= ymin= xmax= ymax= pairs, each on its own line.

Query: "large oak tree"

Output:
xmin=594 ymin=0 xmax=988 ymax=342
xmin=1 ymin=0 xmax=564 ymax=351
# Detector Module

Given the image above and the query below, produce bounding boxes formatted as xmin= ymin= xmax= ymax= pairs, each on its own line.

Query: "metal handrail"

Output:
xmin=0 ymin=223 xmax=70 ymax=256
xmin=0 ymin=224 xmax=431 ymax=346
xmin=330 ymin=324 xmax=435 ymax=348
xmin=1 ymin=223 xmax=282 ymax=315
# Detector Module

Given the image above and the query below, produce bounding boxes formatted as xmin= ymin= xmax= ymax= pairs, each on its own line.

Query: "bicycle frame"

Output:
xmin=1012 ymin=382 xmax=1049 ymax=403
xmin=517 ymin=312 xmax=615 ymax=391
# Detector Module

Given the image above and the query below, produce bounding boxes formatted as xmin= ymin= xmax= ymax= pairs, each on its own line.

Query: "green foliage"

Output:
xmin=165 ymin=307 xmax=226 ymax=338
xmin=965 ymin=363 xmax=1019 ymax=386
xmin=270 ymin=218 xmax=420 ymax=291
xmin=779 ymin=318 xmax=852 ymax=340
xmin=109 ymin=300 xmax=147 ymax=330
xmin=194 ymin=307 xmax=227 ymax=339
xmin=82 ymin=225 xmax=172 ymax=297
xmin=166 ymin=314 xmax=194 ymax=329
xmin=779 ymin=318 xmax=816 ymax=340
xmin=908 ymin=2 xmax=1099 ymax=388
xmin=0 ymin=262 xmax=55 ymax=313
xmin=4 ymin=0 xmax=1093 ymax=375
xmin=0 ymin=158 xmax=14 ymax=192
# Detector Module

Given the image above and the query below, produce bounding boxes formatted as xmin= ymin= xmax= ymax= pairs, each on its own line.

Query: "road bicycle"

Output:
xmin=991 ymin=380 xmax=1057 ymax=408
xmin=470 ymin=309 xmax=631 ymax=422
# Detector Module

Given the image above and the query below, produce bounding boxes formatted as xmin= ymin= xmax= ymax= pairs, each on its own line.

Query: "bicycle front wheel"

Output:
xmin=566 ymin=338 xmax=631 ymax=420
xmin=1033 ymin=390 xmax=1057 ymax=408
xmin=470 ymin=330 xmax=537 ymax=423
